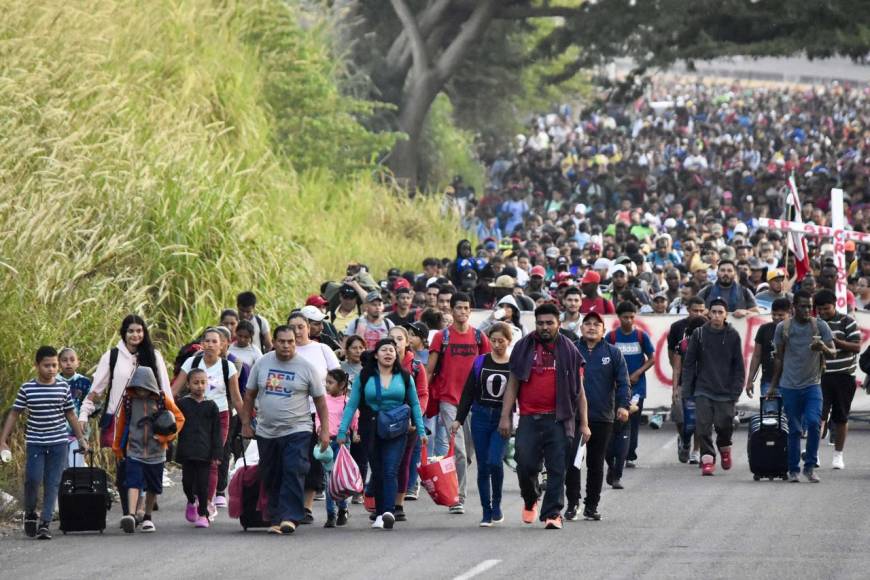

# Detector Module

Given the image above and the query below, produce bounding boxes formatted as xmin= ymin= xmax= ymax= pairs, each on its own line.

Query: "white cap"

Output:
xmin=663 ymin=217 xmax=677 ymax=229
xmin=610 ymin=264 xmax=628 ymax=277
xmin=426 ymin=276 xmax=439 ymax=288
xmin=593 ymin=258 xmax=612 ymax=271
xmin=733 ymin=222 xmax=748 ymax=235
xmin=300 ymin=305 xmax=325 ymax=322
xmin=545 ymin=246 xmax=560 ymax=259
xmin=574 ymin=203 xmax=587 ymax=215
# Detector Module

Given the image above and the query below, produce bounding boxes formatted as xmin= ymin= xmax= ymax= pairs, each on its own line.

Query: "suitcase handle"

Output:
xmin=761 ymin=394 xmax=783 ymax=421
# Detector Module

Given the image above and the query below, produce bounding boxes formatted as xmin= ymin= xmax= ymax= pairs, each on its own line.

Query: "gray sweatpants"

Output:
xmin=695 ymin=396 xmax=735 ymax=460
xmin=439 ymin=401 xmax=467 ymax=503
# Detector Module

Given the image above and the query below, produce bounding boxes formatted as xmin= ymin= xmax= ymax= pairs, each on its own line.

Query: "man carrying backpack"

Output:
xmin=427 ymin=292 xmax=491 ymax=515
xmin=680 ymin=298 xmax=745 ymax=476
xmin=236 ymin=291 xmax=272 ymax=353
xmin=768 ymin=290 xmax=835 ymax=483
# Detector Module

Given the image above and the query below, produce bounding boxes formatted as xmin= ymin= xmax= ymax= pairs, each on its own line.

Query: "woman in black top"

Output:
xmin=450 ymin=322 xmax=512 ymax=527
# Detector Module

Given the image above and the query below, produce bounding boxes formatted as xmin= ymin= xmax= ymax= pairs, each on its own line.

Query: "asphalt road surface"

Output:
xmin=3 ymin=428 xmax=870 ymax=580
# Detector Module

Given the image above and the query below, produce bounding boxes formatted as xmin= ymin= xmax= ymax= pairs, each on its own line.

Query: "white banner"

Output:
xmin=470 ymin=310 xmax=870 ymax=411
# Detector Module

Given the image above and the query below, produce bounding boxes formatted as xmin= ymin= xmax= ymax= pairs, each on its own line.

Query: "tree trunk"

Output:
xmin=388 ymin=71 xmax=442 ymax=193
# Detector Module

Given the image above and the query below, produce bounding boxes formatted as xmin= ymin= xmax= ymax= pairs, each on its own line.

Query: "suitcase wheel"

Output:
xmin=753 ymin=475 xmax=761 ymax=481
xmin=62 ymin=531 xmax=67 ymax=535
xmin=767 ymin=477 xmax=774 ymax=481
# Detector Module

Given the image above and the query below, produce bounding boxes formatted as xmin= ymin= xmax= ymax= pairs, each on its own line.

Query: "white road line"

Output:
xmin=453 ymin=559 xmax=502 ymax=580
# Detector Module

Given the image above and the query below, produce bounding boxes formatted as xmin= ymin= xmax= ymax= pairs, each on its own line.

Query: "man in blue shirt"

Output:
xmin=607 ymin=302 xmax=655 ymax=472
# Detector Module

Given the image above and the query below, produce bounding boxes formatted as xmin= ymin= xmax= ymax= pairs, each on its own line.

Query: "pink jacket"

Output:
xmin=316 ymin=393 xmax=358 ymax=438
xmin=79 ymin=340 xmax=172 ymax=422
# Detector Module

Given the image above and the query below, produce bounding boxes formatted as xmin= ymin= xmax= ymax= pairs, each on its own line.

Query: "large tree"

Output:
xmin=338 ymin=0 xmax=869 ymax=191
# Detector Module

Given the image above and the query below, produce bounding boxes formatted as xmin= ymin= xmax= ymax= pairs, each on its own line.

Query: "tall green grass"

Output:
xmin=0 ymin=0 xmax=460 ymax=413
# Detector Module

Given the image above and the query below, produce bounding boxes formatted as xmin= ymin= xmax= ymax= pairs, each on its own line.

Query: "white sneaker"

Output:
xmin=371 ymin=515 xmax=384 ymax=529
xmin=140 ymin=520 xmax=156 ymax=533
xmin=688 ymin=451 xmax=700 ymax=465
xmin=832 ymin=451 xmax=845 ymax=470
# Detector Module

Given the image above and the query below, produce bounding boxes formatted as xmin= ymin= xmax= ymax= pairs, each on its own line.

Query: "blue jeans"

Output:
xmin=780 ymin=385 xmax=822 ymax=474
xmin=369 ymin=433 xmax=406 ymax=516
xmin=407 ymin=436 xmax=422 ymax=491
xmin=429 ymin=415 xmax=448 ymax=457
xmin=469 ymin=404 xmax=506 ymax=515
xmin=25 ymin=442 xmax=68 ymax=523
xmin=628 ymin=398 xmax=644 ymax=461
xmin=257 ymin=431 xmax=310 ymax=525
xmin=323 ymin=440 xmax=348 ymax=516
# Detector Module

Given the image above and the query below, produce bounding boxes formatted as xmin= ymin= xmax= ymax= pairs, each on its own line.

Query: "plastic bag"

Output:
xmin=328 ymin=444 xmax=364 ymax=502
xmin=417 ymin=436 xmax=460 ymax=507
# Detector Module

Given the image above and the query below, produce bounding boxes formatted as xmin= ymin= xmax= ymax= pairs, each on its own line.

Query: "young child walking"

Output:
xmin=57 ymin=347 xmax=93 ymax=466
xmin=0 ymin=346 xmax=89 ymax=540
xmin=113 ymin=366 xmax=184 ymax=534
xmin=317 ymin=369 xmax=357 ymax=528
xmin=176 ymin=368 xmax=222 ymax=528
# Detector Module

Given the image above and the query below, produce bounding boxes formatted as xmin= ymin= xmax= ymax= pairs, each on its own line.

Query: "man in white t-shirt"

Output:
xmin=287 ymin=311 xmax=339 ymax=524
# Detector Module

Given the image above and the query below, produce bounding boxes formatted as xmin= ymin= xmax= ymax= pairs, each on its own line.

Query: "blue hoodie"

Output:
xmin=575 ymin=339 xmax=631 ymax=423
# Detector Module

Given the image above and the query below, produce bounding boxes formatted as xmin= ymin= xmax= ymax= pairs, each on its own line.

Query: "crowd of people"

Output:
xmin=1 ymin=78 xmax=868 ymax=538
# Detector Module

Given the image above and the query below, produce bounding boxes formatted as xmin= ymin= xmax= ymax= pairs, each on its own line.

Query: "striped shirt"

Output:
xmin=823 ymin=314 xmax=860 ymax=375
xmin=12 ymin=380 xmax=74 ymax=445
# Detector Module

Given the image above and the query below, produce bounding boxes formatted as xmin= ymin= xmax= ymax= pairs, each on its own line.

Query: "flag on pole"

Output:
xmin=784 ymin=175 xmax=811 ymax=281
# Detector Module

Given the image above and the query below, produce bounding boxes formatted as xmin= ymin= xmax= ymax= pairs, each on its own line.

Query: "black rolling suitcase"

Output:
xmin=59 ymin=449 xmax=109 ymax=534
xmin=747 ymin=396 xmax=789 ymax=481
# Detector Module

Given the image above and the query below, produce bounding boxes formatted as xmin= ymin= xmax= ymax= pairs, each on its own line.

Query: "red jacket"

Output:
xmin=402 ymin=350 xmax=429 ymax=412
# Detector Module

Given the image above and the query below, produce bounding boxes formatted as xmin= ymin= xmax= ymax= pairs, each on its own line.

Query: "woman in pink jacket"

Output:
xmin=78 ymin=315 xmax=172 ymax=517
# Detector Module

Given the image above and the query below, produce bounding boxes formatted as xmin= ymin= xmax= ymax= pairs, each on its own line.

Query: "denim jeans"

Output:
xmin=406 ymin=436 xmax=422 ymax=491
xmin=515 ymin=414 xmax=568 ymax=520
xmin=627 ymin=398 xmax=644 ymax=461
xmin=781 ymin=385 xmax=822 ymax=474
xmin=323 ymin=440 xmax=348 ymax=517
xmin=24 ymin=441 xmax=68 ymax=523
xmin=606 ymin=420 xmax=630 ymax=480
xmin=469 ymin=404 xmax=506 ymax=515
xmin=368 ymin=433 xmax=407 ymax=516
xmin=428 ymin=415 xmax=447 ymax=457
xmin=257 ymin=431 xmax=310 ymax=525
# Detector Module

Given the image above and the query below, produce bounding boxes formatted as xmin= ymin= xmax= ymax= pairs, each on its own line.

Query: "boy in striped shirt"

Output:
xmin=0 ymin=346 xmax=89 ymax=540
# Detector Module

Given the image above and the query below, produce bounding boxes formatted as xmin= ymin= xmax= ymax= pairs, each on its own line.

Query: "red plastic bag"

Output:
xmin=417 ymin=436 xmax=459 ymax=507
xmin=328 ymin=444 xmax=364 ymax=502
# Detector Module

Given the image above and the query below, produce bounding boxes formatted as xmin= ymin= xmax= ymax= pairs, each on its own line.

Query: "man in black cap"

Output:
xmin=330 ymin=283 xmax=362 ymax=335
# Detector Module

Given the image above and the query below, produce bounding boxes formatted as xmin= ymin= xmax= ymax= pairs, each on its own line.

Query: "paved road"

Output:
xmin=3 ymin=428 xmax=870 ymax=580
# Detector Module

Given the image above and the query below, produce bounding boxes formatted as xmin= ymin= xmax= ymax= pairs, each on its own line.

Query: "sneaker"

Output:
xmin=449 ymin=503 xmax=465 ymax=515
xmin=351 ymin=494 xmax=363 ymax=505
xmin=280 ymin=520 xmax=296 ymax=534
xmin=583 ymin=507 xmax=601 ymax=521
xmin=545 ymin=515 xmax=563 ymax=529
xmin=521 ymin=501 xmax=538 ymax=524
xmin=394 ymin=506 xmax=407 ymax=522
xmin=564 ymin=503 xmax=579 ymax=522
xmin=479 ymin=508 xmax=493 ymax=527
xmin=121 ymin=515 xmax=136 ymax=534
xmin=314 ymin=491 xmax=326 ymax=502
xmin=832 ymin=451 xmax=845 ymax=470
xmin=195 ymin=516 xmax=209 ymax=528
xmin=24 ymin=512 xmax=38 ymax=538
xmin=720 ymin=448 xmax=732 ymax=471
xmin=382 ymin=512 xmax=395 ymax=529
xmin=701 ymin=461 xmax=715 ymax=476
xmin=610 ymin=479 xmax=624 ymax=490
xmin=788 ymin=472 xmax=800 ymax=483
xmin=677 ymin=442 xmax=690 ymax=464
xmin=625 ymin=460 xmax=636 ymax=469
xmin=268 ymin=525 xmax=283 ymax=535
xmin=207 ymin=502 xmax=217 ymax=522
xmin=491 ymin=506 xmax=504 ymax=523
xmin=140 ymin=519 xmax=156 ymax=533
xmin=803 ymin=469 xmax=820 ymax=483
xmin=371 ymin=515 xmax=384 ymax=529
xmin=214 ymin=494 xmax=228 ymax=508
xmin=336 ymin=508 xmax=349 ymax=527
xmin=689 ymin=451 xmax=700 ymax=465
xmin=36 ymin=523 xmax=52 ymax=540
xmin=324 ymin=515 xmax=336 ymax=528
xmin=404 ymin=483 xmax=419 ymax=500
xmin=300 ymin=509 xmax=313 ymax=524
xmin=185 ymin=503 xmax=197 ymax=523
xmin=800 ymin=450 xmax=820 ymax=469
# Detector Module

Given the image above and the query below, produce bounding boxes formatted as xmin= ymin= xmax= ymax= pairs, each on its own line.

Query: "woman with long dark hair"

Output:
xmin=337 ymin=338 xmax=426 ymax=530
xmin=78 ymin=314 xmax=173 ymax=516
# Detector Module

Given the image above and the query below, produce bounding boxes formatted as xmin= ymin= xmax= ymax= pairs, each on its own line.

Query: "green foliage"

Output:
xmin=0 ymin=0 xmax=460 ymax=417
xmin=418 ymin=94 xmax=485 ymax=193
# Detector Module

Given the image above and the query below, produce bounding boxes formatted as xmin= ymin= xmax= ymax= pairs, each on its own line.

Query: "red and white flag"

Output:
xmin=785 ymin=176 xmax=811 ymax=281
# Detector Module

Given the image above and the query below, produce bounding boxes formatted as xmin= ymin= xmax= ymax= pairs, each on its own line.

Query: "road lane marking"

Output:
xmin=453 ymin=559 xmax=501 ymax=580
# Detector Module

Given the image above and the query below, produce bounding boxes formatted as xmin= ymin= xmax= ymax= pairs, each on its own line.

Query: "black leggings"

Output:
xmin=182 ymin=460 xmax=211 ymax=517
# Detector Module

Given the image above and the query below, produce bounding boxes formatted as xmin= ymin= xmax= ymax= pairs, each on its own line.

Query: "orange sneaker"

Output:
xmin=522 ymin=501 xmax=538 ymax=524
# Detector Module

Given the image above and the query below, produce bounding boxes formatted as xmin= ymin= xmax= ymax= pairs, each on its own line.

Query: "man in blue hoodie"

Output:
xmin=569 ymin=311 xmax=631 ymax=521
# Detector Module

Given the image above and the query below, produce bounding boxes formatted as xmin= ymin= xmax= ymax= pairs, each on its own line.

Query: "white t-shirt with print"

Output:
xmin=181 ymin=355 xmax=238 ymax=412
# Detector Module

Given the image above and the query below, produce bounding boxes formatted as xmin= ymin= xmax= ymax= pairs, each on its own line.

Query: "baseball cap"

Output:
xmin=365 ymin=290 xmax=383 ymax=303
xmin=593 ymin=258 xmax=612 ymax=271
xmin=339 ymin=284 xmax=358 ymax=297
xmin=392 ymin=277 xmax=411 ymax=291
xmin=611 ymin=264 xmax=628 ymax=277
xmin=300 ymin=305 xmax=325 ymax=322
xmin=545 ymin=246 xmax=560 ymax=259
xmin=766 ymin=268 xmax=785 ymax=281
xmin=556 ymin=256 xmax=569 ymax=267
xmin=490 ymin=274 xmax=516 ymax=288
xmin=530 ymin=265 xmax=546 ymax=278
xmin=748 ymin=257 xmax=765 ymax=270
xmin=653 ymin=292 xmax=668 ymax=302
xmin=582 ymin=311 xmax=604 ymax=324
xmin=404 ymin=321 xmax=430 ymax=340
xmin=845 ymin=240 xmax=856 ymax=252
xmin=305 ymin=294 xmax=328 ymax=308
xmin=580 ymin=270 xmax=601 ymax=285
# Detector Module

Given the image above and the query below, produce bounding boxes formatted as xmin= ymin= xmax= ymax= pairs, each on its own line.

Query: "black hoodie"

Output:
xmin=680 ymin=321 xmax=745 ymax=402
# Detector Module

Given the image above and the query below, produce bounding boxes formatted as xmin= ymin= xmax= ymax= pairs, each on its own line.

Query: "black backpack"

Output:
xmin=190 ymin=352 xmax=232 ymax=409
